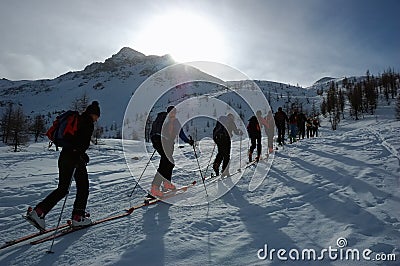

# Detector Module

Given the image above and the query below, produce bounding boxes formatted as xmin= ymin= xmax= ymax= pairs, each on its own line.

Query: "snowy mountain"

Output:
xmin=0 ymin=47 xmax=227 ymax=138
xmin=0 ymin=47 xmax=319 ymax=140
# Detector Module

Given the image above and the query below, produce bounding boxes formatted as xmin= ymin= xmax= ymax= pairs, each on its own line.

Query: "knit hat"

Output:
xmin=85 ymin=101 xmax=100 ymax=117
xmin=167 ymin=106 xmax=175 ymax=113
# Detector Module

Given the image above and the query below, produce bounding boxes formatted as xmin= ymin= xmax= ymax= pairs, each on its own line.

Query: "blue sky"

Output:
xmin=0 ymin=0 xmax=399 ymax=87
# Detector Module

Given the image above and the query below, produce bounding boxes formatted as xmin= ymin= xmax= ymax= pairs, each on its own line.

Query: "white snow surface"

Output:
xmin=0 ymin=107 xmax=399 ymax=265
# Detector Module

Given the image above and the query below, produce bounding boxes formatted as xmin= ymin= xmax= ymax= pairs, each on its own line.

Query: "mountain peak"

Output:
xmin=105 ymin=47 xmax=146 ymax=65
xmin=82 ymin=47 xmax=148 ymax=74
xmin=111 ymin=47 xmax=146 ymax=62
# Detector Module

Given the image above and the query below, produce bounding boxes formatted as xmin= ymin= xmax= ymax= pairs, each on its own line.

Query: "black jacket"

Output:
xmin=274 ymin=110 xmax=289 ymax=128
xmin=64 ymin=112 xmax=94 ymax=154
xmin=247 ymin=116 xmax=261 ymax=138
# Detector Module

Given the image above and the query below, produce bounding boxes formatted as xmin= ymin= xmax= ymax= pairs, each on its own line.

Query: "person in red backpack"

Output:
xmin=27 ymin=101 xmax=100 ymax=230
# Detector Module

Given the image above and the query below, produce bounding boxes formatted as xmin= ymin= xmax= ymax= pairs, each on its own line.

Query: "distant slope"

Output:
xmin=314 ymin=76 xmax=336 ymax=84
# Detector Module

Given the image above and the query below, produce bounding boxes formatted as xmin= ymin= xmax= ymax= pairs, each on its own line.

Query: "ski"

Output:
xmin=1 ymin=222 xmax=70 ymax=250
xmin=31 ymin=180 xmax=197 ymax=245
xmin=143 ymin=181 xmax=197 ymax=204
xmin=31 ymin=210 xmax=136 ymax=245
xmin=205 ymin=160 xmax=258 ymax=183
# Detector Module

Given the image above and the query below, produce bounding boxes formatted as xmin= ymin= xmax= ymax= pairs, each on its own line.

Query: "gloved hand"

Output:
xmin=188 ymin=139 xmax=195 ymax=146
xmin=188 ymin=135 xmax=195 ymax=146
xmin=80 ymin=153 xmax=90 ymax=165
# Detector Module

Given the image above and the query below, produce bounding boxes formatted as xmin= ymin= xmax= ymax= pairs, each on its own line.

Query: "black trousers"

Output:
xmin=213 ymin=135 xmax=231 ymax=173
xmin=151 ymin=136 xmax=174 ymax=187
xmin=36 ymin=150 xmax=89 ymax=217
xmin=298 ymin=124 xmax=306 ymax=139
xmin=249 ymin=134 xmax=261 ymax=157
xmin=277 ymin=126 xmax=286 ymax=144
xmin=307 ymin=127 xmax=313 ymax=138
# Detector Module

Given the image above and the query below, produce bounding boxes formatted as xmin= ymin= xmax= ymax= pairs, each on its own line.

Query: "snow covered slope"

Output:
xmin=0 ymin=101 xmax=399 ymax=265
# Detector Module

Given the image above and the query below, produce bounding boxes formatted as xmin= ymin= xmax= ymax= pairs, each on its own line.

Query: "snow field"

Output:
xmin=0 ymin=112 xmax=399 ymax=265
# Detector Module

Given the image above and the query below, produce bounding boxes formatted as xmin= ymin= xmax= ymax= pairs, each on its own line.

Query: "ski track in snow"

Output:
xmin=0 ymin=116 xmax=399 ymax=265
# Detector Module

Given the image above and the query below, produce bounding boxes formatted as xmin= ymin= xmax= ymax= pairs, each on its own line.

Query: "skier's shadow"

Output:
xmin=221 ymin=179 xmax=334 ymax=266
xmin=221 ymin=182 xmax=297 ymax=265
xmin=117 ymin=203 xmax=172 ymax=266
xmin=274 ymin=154 xmax=400 ymax=238
xmin=143 ymin=203 xmax=171 ymax=264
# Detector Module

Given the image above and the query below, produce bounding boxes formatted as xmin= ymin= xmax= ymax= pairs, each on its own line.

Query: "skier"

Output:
xmin=149 ymin=106 xmax=193 ymax=198
xmin=247 ymin=111 xmax=262 ymax=162
xmin=265 ymin=110 xmax=275 ymax=154
xmin=289 ymin=111 xmax=298 ymax=144
xmin=274 ymin=107 xmax=288 ymax=146
xmin=27 ymin=101 xmax=101 ymax=229
xmin=306 ymin=117 xmax=313 ymax=138
xmin=213 ymin=113 xmax=242 ymax=177
xmin=297 ymin=111 xmax=307 ymax=139
xmin=312 ymin=116 xmax=320 ymax=137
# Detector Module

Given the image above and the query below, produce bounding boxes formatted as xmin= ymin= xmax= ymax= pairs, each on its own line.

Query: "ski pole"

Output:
xmin=247 ymin=137 xmax=250 ymax=162
xmin=238 ymin=134 xmax=242 ymax=171
xmin=203 ymin=143 xmax=216 ymax=178
xmin=128 ymin=149 xmax=156 ymax=197
xmin=47 ymin=167 xmax=76 ymax=254
xmin=190 ymin=136 xmax=208 ymax=197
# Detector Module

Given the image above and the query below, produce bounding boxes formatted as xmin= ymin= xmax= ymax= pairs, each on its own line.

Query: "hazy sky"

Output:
xmin=0 ymin=0 xmax=399 ymax=87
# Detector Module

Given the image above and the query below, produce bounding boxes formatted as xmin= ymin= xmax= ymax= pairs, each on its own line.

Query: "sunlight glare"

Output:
xmin=135 ymin=11 xmax=226 ymax=63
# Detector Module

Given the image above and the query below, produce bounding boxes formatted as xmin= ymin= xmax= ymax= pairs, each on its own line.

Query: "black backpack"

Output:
xmin=274 ymin=111 xmax=286 ymax=126
xmin=247 ymin=116 xmax=260 ymax=133
xmin=213 ymin=116 xmax=229 ymax=140
xmin=150 ymin=112 xmax=168 ymax=138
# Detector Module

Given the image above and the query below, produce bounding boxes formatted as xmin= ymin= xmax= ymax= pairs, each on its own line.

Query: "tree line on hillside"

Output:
xmin=0 ymin=103 xmax=46 ymax=152
xmin=320 ymin=68 xmax=400 ymax=130
xmin=0 ymin=93 xmax=104 ymax=152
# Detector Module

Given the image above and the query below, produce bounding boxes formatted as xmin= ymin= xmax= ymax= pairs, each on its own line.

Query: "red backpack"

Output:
xmin=46 ymin=110 xmax=79 ymax=147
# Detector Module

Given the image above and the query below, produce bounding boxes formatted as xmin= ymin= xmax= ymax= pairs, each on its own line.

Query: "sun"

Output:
xmin=135 ymin=10 xmax=226 ymax=63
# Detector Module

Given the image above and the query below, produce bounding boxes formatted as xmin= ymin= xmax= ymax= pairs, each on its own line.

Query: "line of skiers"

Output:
xmin=147 ymin=106 xmax=280 ymax=198
xmin=148 ymin=106 xmax=285 ymax=198
xmin=274 ymin=107 xmax=320 ymax=145
xmin=145 ymin=105 xmax=320 ymax=198
xmin=25 ymin=102 xmax=320 ymax=231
